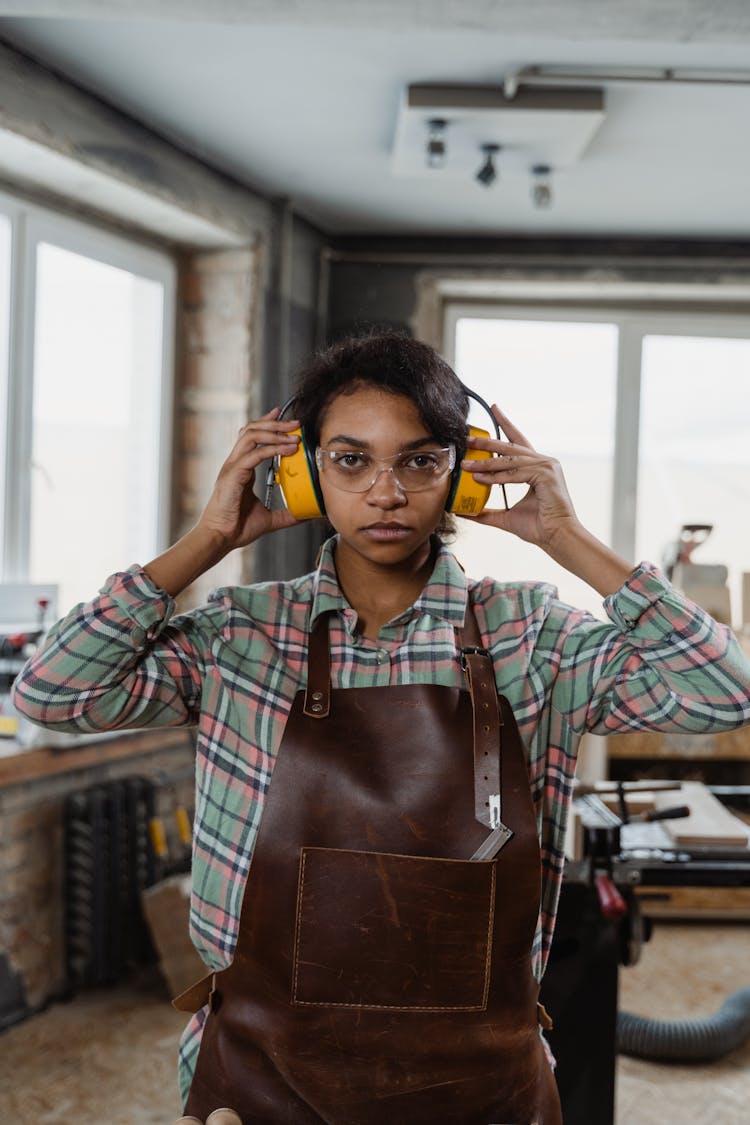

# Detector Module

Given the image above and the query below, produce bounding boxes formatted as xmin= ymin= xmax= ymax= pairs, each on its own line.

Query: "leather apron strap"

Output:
xmin=458 ymin=602 xmax=503 ymax=829
xmin=303 ymin=612 xmax=332 ymax=718
xmin=303 ymin=603 xmax=502 ymax=830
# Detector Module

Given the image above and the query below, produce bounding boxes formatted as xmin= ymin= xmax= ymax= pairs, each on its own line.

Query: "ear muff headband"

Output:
xmin=445 ymin=387 xmax=508 ymax=516
xmin=266 ymin=386 xmax=507 ymax=519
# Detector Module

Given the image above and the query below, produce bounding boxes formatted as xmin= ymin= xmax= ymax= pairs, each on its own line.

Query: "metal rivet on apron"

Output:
xmin=481 ymin=701 xmax=489 ymax=710
xmin=483 ymin=724 xmax=491 ymax=733
xmin=311 ymin=691 xmax=324 ymax=701
xmin=311 ymin=703 xmax=324 ymax=713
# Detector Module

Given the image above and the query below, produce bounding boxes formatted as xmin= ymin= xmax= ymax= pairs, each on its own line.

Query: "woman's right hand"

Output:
xmin=145 ymin=409 xmax=306 ymax=597
xmin=196 ymin=407 xmax=304 ymax=551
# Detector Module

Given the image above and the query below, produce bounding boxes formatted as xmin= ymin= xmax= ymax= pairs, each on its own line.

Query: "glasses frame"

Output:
xmin=314 ymin=445 xmax=457 ymax=493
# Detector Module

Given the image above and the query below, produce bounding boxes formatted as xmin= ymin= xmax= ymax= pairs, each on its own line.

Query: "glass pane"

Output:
xmin=453 ymin=317 xmax=618 ymax=618
xmin=0 ymin=214 xmax=11 ymax=550
xmin=636 ymin=334 xmax=750 ymax=631
xmin=30 ymin=243 xmax=165 ymax=612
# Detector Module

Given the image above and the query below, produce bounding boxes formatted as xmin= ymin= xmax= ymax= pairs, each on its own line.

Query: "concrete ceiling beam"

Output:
xmin=0 ymin=40 xmax=272 ymax=247
xmin=1 ymin=0 xmax=750 ymax=43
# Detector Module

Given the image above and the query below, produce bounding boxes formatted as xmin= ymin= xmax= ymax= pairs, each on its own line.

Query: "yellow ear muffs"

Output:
xmin=446 ymin=426 xmax=493 ymax=515
xmin=274 ymin=427 xmax=326 ymax=520
xmin=267 ymin=387 xmax=507 ymax=519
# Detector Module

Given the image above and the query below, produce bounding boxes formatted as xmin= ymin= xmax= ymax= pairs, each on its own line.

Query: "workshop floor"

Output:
xmin=1 ymin=922 xmax=748 ymax=1124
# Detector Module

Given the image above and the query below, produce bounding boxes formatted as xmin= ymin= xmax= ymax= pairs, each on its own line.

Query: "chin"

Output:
xmin=353 ymin=532 xmax=433 ymax=565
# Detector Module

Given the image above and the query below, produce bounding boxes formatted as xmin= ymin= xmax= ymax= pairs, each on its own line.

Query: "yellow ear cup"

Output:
xmin=449 ymin=426 xmax=493 ymax=515
xmin=275 ymin=428 xmax=323 ymax=520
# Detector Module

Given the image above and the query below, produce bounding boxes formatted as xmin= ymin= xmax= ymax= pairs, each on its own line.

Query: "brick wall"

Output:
xmin=176 ymin=244 xmax=263 ymax=609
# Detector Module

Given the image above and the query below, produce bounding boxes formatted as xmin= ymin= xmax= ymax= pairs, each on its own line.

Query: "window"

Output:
xmin=0 ymin=214 xmax=11 ymax=546
xmin=447 ymin=300 xmax=750 ymax=628
xmin=452 ymin=314 xmax=618 ymax=616
xmin=0 ymin=193 xmax=175 ymax=614
xmin=636 ymin=333 xmax=750 ymax=624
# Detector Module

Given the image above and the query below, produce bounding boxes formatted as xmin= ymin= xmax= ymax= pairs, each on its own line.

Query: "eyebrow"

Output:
xmin=324 ymin=434 xmax=444 ymax=451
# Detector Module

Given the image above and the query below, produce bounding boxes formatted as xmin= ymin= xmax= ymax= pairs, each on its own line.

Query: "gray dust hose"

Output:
xmin=617 ymin=986 xmax=750 ymax=1062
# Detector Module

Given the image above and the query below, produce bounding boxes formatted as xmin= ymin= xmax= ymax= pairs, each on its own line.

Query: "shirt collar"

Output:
xmin=310 ymin=535 xmax=469 ymax=630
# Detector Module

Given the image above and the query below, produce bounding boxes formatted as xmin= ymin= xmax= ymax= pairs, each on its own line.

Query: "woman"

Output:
xmin=13 ymin=332 xmax=750 ymax=1124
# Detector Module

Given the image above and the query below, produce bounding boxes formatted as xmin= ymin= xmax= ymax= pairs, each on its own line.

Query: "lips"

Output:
xmin=361 ymin=522 xmax=412 ymax=540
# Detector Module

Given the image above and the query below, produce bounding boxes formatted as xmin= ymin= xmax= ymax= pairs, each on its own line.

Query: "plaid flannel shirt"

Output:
xmin=12 ymin=536 xmax=750 ymax=1098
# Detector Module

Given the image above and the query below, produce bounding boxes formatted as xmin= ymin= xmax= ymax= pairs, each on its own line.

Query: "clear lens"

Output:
xmin=316 ymin=446 xmax=455 ymax=492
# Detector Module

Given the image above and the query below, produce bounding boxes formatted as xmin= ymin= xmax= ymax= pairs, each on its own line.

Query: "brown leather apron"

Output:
xmin=177 ymin=604 xmax=562 ymax=1124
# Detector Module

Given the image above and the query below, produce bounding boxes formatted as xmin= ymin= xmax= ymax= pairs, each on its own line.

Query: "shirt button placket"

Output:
xmin=375 ymin=647 xmax=390 ymax=682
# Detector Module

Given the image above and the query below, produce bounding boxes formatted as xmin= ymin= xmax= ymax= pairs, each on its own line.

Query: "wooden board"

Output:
xmin=655 ymin=781 xmax=750 ymax=848
xmin=606 ymin=726 xmax=750 ymax=760
xmin=634 ymin=884 xmax=750 ymax=920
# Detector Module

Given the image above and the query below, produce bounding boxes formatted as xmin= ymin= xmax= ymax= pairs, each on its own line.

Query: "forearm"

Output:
xmin=549 ymin=562 xmax=750 ymax=735
xmin=144 ymin=524 xmax=231 ymax=598
xmin=546 ymin=519 xmax=634 ymax=597
xmin=12 ymin=568 xmax=201 ymax=730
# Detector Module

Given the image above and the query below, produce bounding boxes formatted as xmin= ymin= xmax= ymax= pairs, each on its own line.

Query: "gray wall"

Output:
xmin=326 ymin=236 xmax=750 ymax=342
xmin=255 ymin=207 xmax=330 ymax=581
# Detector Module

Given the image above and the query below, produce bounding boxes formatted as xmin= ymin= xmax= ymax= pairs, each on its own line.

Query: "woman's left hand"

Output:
xmin=460 ymin=406 xmax=581 ymax=553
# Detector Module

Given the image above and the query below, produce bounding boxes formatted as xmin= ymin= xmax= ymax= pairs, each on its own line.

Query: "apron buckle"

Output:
xmin=460 ymin=644 xmax=490 ymax=670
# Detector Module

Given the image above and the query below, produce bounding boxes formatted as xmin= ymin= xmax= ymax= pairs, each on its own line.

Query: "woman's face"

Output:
xmin=317 ymin=385 xmax=452 ymax=571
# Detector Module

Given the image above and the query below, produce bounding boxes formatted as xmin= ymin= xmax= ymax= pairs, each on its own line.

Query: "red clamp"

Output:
xmin=594 ymin=872 xmax=628 ymax=921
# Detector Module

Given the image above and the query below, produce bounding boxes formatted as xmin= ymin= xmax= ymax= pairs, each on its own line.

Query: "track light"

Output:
xmin=425 ymin=117 xmax=447 ymax=168
xmin=475 ymin=143 xmax=500 ymax=187
xmin=531 ymin=163 xmax=553 ymax=208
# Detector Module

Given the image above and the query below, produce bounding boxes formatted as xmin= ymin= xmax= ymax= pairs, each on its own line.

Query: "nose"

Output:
xmin=366 ymin=466 xmax=407 ymax=507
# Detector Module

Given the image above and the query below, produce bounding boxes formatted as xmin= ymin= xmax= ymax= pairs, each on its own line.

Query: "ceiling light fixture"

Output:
xmin=392 ymin=85 xmax=604 ymax=182
xmin=530 ymin=163 xmax=553 ymax=208
xmin=476 ymin=143 xmax=500 ymax=187
xmin=425 ymin=117 xmax=447 ymax=168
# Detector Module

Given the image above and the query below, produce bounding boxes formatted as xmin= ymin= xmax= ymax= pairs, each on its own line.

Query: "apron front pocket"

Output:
xmin=292 ymin=846 xmax=496 ymax=1011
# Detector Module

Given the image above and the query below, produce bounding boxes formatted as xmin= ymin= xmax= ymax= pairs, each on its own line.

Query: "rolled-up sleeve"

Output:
xmin=11 ymin=566 xmax=204 ymax=733
xmin=549 ymin=563 xmax=750 ymax=735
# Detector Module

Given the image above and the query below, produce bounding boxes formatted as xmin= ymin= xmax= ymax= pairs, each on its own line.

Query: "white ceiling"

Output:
xmin=2 ymin=1 xmax=750 ymax=238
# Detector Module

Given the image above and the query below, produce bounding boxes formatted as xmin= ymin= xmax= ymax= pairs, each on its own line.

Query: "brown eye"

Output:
xmin=332 ymin=451 xmax=368 ymax=470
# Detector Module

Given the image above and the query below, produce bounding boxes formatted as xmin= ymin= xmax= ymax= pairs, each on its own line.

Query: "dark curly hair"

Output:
xmin=293 ymin=330 xmax=469 ymax=452
xmin=290 ymin=331 xmax=470 ymax=541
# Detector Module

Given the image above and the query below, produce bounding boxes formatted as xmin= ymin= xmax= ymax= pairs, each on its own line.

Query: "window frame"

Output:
xmin=444 ymin=295 xmax=750 ymax=564
xmin=0 ymin=189 xmax=176 ymax=582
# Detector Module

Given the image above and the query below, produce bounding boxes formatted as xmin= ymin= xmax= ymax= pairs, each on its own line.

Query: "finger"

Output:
xmin=233 ymin=427 xmax=301 ymax=456
xmin=251 ymin=405 xmax=299 ymax=424
xmin=465 ymin=467 xmax=537 ymax=486
xmin=268 ymin=508 xmax=306 ymax=532
xmin=236 ymin=428 xmax=301 ymax=447
xmin=458 ymin=506 xmax=516 ymax=530
xmin=490 ymin=406 xmax=534 ymax=450
xmin=221 ymin=440 xmax=300 ymax=484
xmin=239 ymin=416 xmax=301 ymax=436
xmin=464 ymin=434 xmax=531 ymax=458
xmin=461 ymin=506 xmax=510 ymax=521
xmin=461 ymin=451 xmax=541 ymax=476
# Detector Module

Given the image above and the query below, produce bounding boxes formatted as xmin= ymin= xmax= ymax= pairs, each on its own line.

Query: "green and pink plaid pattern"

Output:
xmin=13 ymin=537 xmax=750 ymax=1097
